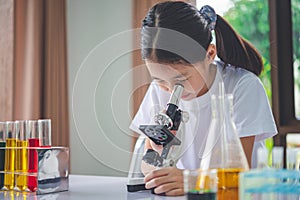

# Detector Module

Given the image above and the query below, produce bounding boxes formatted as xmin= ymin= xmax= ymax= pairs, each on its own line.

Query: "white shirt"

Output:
xmin=130 ymin=61 xmax=278 ymax=168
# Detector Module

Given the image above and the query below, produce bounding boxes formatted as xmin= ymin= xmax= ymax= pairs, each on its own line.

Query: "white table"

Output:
xmin=0 ymin=175 xmax=187 ymax=200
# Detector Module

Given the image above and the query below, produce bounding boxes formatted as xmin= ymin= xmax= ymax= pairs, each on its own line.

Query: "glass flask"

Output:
xmin=200 ymin=83 xmax=249 ymax=200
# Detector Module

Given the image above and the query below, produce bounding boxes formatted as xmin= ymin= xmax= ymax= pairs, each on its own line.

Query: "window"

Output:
xmin=269 ymin=0 xmax=300 ymax=146
xmin=197 ymin=0 xmax=300 ymax=146
xmin=291 ymin=0 xmax=300 ymax=119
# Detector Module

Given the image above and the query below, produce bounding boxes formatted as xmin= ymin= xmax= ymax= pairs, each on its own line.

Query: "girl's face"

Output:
xmin=145 ymin=60 xmax=210 ymax=101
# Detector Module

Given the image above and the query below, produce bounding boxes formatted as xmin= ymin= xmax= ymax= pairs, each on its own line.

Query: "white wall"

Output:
xmin=67 ymin=0 xmax=133 ymax=176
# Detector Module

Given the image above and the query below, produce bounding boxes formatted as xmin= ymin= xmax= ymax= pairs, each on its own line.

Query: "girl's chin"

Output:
xmin=181 ymin=93 xmax=195 ymax=101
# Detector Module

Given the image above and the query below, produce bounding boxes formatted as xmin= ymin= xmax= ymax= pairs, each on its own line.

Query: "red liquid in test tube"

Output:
xmin=26 ymin=120 xmax=40 ymax=192
xmin=28 ymin=138 xmax=40 ymax=192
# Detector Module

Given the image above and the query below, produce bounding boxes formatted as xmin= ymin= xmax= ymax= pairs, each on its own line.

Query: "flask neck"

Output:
xmin=211 ymin=94 xmax=234 ymax=120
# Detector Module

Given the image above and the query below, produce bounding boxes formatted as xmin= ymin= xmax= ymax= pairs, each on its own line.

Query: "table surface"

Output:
xmin=0 ymin=175 xmax=187 ymax=200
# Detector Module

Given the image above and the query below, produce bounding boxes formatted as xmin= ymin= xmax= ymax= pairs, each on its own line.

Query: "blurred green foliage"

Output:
xmin=292 ymin=0 xmax=300 ymax=117
xmin=292 ymin=0 xmax=300 ymax=87
xmin=223 ymin=0 xmax=272 ymax=101
xmin=223 ymin=0 xmax=300 ymax=111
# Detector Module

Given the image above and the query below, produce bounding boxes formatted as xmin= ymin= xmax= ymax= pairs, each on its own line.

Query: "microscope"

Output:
xmin=139 ymin=84 xmax=184 ymax=167
xmin=127 ymin=84 xmax=186 ymax=192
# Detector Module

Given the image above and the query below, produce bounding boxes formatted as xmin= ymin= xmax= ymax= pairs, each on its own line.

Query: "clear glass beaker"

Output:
xmin=183 ymin=169 xmax=218 ymax=200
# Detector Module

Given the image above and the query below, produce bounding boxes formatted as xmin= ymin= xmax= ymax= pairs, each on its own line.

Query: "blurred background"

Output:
xmin=0 ymin=0 xmax=299 ymax=176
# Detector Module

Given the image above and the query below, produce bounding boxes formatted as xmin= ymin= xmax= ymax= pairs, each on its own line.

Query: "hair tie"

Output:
xmin=199 ymin=5 xmax=217 ymax=31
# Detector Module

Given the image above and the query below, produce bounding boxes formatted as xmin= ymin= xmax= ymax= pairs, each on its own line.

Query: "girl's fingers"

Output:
xmin=170 ymin=130 xmax=177 ymax=135
xmin=145 ymin=175 xmax=171 ymax=189
xmin=150 ymin=141 xmax=163 ymax=153
xmin=144 ymin=167 xmax=170 ymax=182
xmin=144 ymin=167 xmax=183 ymax=190
xmin=153 ymin=182 xmax=184 ymax=196
xmin=165 ymin=188 xmax=185 ymax=196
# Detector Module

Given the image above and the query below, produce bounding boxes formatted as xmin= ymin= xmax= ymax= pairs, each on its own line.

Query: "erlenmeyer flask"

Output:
xmin=201 ymin=83 xmax=249 ymax=200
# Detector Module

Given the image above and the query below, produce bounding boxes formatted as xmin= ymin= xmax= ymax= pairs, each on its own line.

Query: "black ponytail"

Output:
xmin=214 ymin=15 xmax=263 ymax=76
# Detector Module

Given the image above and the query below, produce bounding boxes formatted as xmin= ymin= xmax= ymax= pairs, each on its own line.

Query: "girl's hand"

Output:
xmin=144 ymin=167 xmax=184 ymax=196
xmin=149 ymin=140 xmax=163 ymax=154
xmin=148 ymin=130 xmax=177 ymax=155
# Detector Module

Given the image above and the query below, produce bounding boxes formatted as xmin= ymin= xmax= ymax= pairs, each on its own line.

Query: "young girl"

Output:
xmin=130 ymin=1 xmax=277 ymax=196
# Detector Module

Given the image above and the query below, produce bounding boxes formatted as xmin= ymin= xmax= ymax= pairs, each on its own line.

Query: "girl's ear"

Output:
xmin=206 ymin=44 xmax=217 ymax=62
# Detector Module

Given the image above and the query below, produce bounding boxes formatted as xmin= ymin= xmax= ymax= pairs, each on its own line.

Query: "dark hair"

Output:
xmin=141 ymin=1 xmax=263 ymax=76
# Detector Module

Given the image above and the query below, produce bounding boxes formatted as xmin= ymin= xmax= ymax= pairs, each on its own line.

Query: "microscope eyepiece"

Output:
xmin=168 ymin=84 xmax=184 ymax=106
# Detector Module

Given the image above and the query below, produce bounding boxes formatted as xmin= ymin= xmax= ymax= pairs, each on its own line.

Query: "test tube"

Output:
xmin=296 ymin=150 xmax=300 ymax=170
xmin=272 ymin=146 xmax=284 ymax=169
xmin=0 ymin=122 xmax=6 ymax=189
xmin=14 ymin=120 xmax=28 ymax=191
xmin=257 ymin=147 xmax=269 ymax=169
xmin=286 ymin=148 xmax=296 ymax=170
xmin=0 ymin=122 xmax=5 ymax=144
xmin=38 ymin=119 xmax=51 ymax=147
xmin=3 ymin=121 xmax=17 ymax=190
xmin=26 ymin=120 xmax=40 ymax=192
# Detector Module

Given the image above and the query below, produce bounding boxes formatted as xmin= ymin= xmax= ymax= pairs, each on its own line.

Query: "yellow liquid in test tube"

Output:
xmin=3 ymin=138 xmax=16 ymax=190
xmin=15 ymin=140 xmax=28 ymax=191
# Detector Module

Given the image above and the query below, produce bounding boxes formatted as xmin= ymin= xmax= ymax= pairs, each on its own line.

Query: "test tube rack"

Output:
xmin=0 ymin=146 xmax=69 ymax=195
xmin=239 ymin=168 xmax=300 ymax=199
